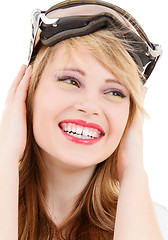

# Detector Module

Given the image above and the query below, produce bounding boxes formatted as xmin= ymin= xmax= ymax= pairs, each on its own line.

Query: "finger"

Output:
xmin=9 ymin=65 xmax=27 ymax=92
xmin=6 ymin=65 xmax=27 ymax=103
xmin=15 ymin=66 xmax=32 ymax=102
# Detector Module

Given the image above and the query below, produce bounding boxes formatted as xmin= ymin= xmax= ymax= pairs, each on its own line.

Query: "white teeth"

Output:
xmin=67 ymin=123 xmax=72 ymax=132
xmin=76 ymin=126 xmax=83 ymax=135
xmin=88 ymin=128 xmax=94 ymax=137
xmin=83 ymin=127 xmax=90 ymax=137
xmin=71 ymin=124 xmax=76 ymax=133
xmin=92 ymin=129 xmax=99 ymax=138
xmin=60 ymin=122 xmax=103 ymax=139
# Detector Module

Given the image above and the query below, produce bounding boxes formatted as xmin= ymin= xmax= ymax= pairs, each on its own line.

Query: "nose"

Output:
xmin=74 ymin=91 xmax=102 ymax=116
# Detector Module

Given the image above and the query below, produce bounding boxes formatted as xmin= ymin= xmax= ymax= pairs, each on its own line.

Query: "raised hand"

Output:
xmin=0 ymin=65 xmax=32 ymax=161
xmin=114 ymin=88 xmax=163 ymax=240
xmin=117 ymin=87 xmax=147 ymax=182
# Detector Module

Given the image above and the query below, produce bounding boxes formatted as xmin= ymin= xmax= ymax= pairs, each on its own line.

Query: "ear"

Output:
xmin=142 ymin=87 xmax=148 ymax=103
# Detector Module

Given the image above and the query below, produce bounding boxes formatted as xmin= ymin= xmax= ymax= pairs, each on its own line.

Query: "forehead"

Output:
xmin=46 ymin=45 xmax=128 ymax=86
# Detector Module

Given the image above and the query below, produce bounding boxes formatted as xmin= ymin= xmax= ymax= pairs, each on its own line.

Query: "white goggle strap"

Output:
xmin=27 ymin=9 xmax=59 ymax=64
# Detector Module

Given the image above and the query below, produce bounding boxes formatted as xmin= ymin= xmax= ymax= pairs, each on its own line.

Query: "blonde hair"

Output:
xmin=19 ymin=29 xmax=145 ymax=239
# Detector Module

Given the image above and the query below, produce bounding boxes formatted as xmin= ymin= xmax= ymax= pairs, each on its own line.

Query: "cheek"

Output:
xmin=108 ymin=101 xmax=130 ymax=143
xmin=33 ymin=85 xmax=70 ymax=121
xmin=32 ymin=86 xmax=71 ymax=146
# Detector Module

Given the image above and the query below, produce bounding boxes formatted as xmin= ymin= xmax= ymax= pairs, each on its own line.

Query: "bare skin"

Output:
xmin=114 ymin=88 xmax=164 ymax=239
xmin=0 ymin=65 xmax=32 ymax=240
xmin=0 ymin=64 xmax=163 ymax=240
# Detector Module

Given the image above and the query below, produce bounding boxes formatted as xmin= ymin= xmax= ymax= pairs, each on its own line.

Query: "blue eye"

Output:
xmin=57 ymin=76 xmax=80 ymax=87
xmin=106 ymin=90 xmax=126 ymax=99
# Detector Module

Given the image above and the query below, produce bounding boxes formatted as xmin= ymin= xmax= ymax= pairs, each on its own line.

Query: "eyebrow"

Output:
xmin=105 ymin=79 xmax=124 ymax=86
xmin=61 ymin=68 xmax=124 ymax=86
xmin=62 ymin=67 xmax=86 ymax=76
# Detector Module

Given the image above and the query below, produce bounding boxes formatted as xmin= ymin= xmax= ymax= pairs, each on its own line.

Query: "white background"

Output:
xmin=0 ymin=0 xmax=167 ymax=209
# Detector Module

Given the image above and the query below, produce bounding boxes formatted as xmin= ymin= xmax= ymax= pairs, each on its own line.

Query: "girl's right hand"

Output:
xmin=0 ymin=65 xmax=32 ymax=161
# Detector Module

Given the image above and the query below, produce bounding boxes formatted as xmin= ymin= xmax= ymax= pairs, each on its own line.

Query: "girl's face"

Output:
xmin=33 ymin=46 xmax=130 ymax=170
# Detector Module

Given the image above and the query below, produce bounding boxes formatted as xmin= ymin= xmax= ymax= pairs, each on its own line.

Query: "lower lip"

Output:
xmin=60 ymin=128 xmax=104 ymax=145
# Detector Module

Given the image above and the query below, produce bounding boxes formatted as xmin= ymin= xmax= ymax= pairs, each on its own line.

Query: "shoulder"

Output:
xmin=154 ymin=203 xmax=168 ymax=240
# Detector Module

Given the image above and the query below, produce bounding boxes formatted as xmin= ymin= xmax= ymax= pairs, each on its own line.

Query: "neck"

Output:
xmin=42 ymin=153 xmax=96 ymax=225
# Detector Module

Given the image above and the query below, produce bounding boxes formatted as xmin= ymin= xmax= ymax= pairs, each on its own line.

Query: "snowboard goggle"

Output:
xmin=28 ymin=0 xmax=162 ymax=82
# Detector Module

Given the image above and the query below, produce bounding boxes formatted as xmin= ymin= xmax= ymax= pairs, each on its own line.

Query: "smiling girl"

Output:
xmin=0 ymin=0 xmax=164 ymax=239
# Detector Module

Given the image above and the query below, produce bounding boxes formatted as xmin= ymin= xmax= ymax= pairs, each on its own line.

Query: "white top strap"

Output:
xmin=154 ymin=203 xmax=168 ymax=239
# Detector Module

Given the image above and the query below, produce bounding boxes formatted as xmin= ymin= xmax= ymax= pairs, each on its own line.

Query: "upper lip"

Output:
xmin=59 ymin=119 xmax=105 ymax=135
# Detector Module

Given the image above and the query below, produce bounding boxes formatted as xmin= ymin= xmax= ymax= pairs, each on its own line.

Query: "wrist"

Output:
xmin=119 ymin=166 xmax=148 ymax=185
xmin=0 ymin=147 xmax=21 ymax=165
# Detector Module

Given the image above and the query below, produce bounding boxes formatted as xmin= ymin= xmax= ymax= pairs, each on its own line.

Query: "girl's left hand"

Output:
xmin=117 ymin=87 xmax=148 ymax=183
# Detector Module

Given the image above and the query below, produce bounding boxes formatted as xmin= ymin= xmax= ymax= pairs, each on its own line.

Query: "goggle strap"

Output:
xmin=28 ymin=9 xmax=43 ymax=64
xmin=28 ymin=1 xmax=162 ymax=81
xmin=46 ymin=0 xmax=153 ymax=48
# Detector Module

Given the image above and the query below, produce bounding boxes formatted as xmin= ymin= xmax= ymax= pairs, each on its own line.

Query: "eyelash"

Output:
xmin=105 ymin=90 xmax=126 ymax=98
xmin=57 ymin=76 xmax=80 ymax=87
xmin=57 ymin=76 xmax=126 ymax=99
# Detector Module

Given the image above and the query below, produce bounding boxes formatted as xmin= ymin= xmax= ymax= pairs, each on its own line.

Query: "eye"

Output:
xmin=105 ymin=90 xmax=126 ymax=99
xmin=57 ymin=76 xmax=80 ymax=88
